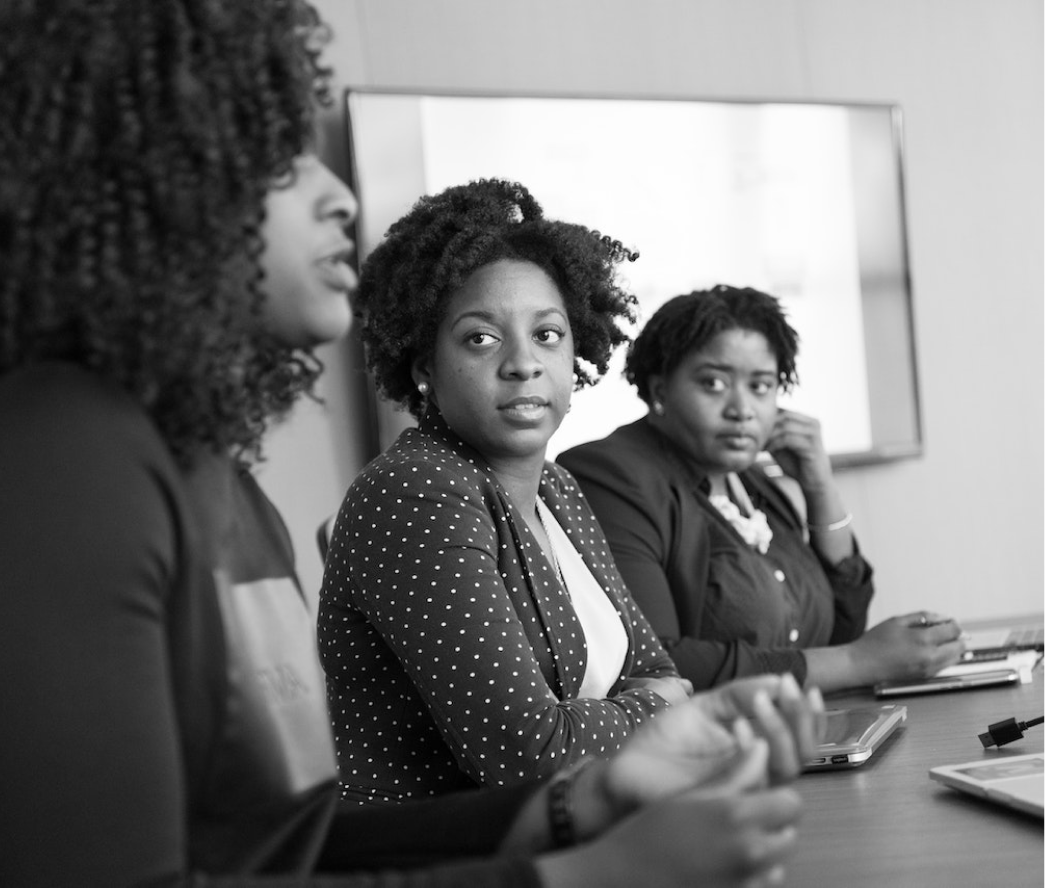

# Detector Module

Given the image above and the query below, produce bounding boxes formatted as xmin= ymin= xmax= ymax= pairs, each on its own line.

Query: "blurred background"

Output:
xmin=254 ymin=0 xmax=1044 ymax=628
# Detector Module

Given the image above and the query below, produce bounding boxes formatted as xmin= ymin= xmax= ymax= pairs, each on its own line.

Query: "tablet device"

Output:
xmin=874 ymin=668 xmax=1019 ymax=697
xmin=962 ymin=624 xmax=1043 ymax=657
xmin=930 ymin=753 xmax=1044 ymax=818
xmin=803 ymin=704 xmax=907 ymax=770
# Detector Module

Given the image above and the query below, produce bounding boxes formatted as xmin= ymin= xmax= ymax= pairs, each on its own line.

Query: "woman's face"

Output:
xmin=650 ymin=327 xmax=779 ymax=478
xmin=417 ymin=259 xmax=575 ymax=472
xmin=259 ymin=154 xmax=359 ymax=348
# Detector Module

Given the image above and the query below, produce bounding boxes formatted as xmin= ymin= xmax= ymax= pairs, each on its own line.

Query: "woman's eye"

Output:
xmin=751 ymin=381 xmax=774 ymax=396
xmin=699 ymin=376 xmax=726 ymax=393
xmin=534 ymin=327 xmax=564 ymax=344
xmin=467 ymin=332 xmax=496 ymax=346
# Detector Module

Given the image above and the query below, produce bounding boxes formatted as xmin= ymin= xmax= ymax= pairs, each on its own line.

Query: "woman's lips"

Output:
xmin=499 ymin=397 xmax=550 ymax=423
xmin=317 ymin=245 xmax=358 ymax=292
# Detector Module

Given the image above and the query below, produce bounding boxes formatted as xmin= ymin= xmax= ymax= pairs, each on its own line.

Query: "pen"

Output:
xmin=911 ymin=615 xmax=954 ymax=629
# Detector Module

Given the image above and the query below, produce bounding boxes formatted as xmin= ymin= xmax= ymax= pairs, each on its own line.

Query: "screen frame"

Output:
xmin=342 ymin=86 xmax=924 ymax=469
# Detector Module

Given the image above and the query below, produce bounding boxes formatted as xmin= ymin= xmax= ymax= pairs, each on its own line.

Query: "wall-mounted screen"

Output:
xmin=344 ymin=89 xmax=922 ymax=466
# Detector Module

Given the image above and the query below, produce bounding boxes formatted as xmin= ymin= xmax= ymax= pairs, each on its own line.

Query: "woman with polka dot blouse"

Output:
xmin=318 ymin=179 xmax=693 ymax=803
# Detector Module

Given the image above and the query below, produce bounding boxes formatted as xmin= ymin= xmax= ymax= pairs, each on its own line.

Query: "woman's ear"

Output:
xmin=411 ymin=355 xmax=433 ymax=396
xmin=648 ymin=374 xmax=666 ymax=411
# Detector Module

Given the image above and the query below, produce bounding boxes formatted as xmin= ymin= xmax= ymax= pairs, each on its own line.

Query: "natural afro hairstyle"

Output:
xmin=0 ymin=0 xmax=333 ymax=466
xmin=355 ymin=178 xmax=640 ymax=418
xmin=626 ymin=285 xmax=800 ymax=404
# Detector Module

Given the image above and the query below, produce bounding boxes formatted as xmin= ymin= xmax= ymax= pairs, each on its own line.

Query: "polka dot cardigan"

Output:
xmin=318 ymin=410 xmax=679 ymax=804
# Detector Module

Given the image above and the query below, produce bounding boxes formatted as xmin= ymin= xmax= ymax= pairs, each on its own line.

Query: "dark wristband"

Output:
xmin=548 ymin=757 xmax=593 ymax=848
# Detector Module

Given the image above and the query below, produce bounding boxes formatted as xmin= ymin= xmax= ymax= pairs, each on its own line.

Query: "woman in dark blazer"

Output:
xmin=559 ymin=286 xmax=965 ymax=693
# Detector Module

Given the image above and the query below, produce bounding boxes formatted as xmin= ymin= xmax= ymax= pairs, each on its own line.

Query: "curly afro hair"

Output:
xmin=355 ymin=178 xmax=640 ymax=418
xmin=626 ymin=285 xmax=800 ymax=404
xmin=0 ymin=0 xmax=334 ymax=466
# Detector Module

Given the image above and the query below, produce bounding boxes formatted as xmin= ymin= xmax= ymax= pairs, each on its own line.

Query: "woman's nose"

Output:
xmin=725 ymin=391 xmax=754 ymax=420
xmin=317 ymin=162 xmax=358 ymax=228
xmin=500 ymin=337 xmax=543 ymax=379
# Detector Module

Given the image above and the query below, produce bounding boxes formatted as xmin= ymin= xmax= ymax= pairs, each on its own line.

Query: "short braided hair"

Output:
xmin=626 ymin=285 xmax=800 ymax=404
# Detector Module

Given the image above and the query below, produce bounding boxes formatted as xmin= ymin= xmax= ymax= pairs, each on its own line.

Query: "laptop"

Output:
xmin=930 ymin=752 xmax=1045 ymax=818
xmin=875 ymin=668 xmax=1021 ymax=698
xmin=804 ymin=704 xmax=906 ymax=770
xmin=961 ymin=622 xmax=1044 ymax=662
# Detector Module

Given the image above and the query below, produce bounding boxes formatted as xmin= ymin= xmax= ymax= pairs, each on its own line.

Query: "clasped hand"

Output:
xmin=540 ymin=674 xmax=824 ymax=888
xmin=604 ymin=672 xmax=825 ymax=811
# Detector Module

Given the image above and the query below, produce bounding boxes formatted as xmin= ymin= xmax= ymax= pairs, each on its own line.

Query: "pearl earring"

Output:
xmin=652 ymin=400 xmax=665 ymax=416
xmin=418 ymin=381 xmax=430 ymax=396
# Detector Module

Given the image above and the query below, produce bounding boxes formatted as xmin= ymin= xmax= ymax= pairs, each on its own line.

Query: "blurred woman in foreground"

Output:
xmin=0 ymin=4 xmax=821 ymax=886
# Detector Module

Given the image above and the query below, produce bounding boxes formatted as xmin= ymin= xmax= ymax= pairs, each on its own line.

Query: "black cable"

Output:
xmin=977 ymin=715 xmax=1045 ymax=748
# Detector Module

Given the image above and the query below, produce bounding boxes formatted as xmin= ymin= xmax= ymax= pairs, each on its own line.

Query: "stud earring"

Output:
xmin=652 ymin=400 xmax=665 ymax=416
xmin=418 ymin=381 xmax=430 ymax=396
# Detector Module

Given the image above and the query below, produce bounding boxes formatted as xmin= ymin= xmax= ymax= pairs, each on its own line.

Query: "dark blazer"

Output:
xmin=557 ymin=418 xmax=873 ymax=690
xmin=318 ymin=410 xmax=678 ymax=803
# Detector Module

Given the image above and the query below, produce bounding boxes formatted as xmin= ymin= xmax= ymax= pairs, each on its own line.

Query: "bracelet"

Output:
xmin=547 ymin=757 xmax=594 ymax=848
xmin=807 ymin=512 xmax=853 ymax=532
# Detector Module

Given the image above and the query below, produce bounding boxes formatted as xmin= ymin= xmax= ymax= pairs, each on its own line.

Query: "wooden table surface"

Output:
xmin=785 ymin=624 xmax=1044 ymax=887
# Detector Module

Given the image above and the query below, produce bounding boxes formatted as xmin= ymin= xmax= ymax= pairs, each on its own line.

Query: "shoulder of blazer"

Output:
xmin=350 ymin=426 xmax=502 ymax=520
xmin=563 ymin=420 xmax=708 ymax=502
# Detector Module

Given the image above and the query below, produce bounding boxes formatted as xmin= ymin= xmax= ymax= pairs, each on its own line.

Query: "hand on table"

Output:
xmin=588 ymin=672 xmax=824 ymax=832
xmin=540 ymin=752 xmax=802 ymax=888
xmin=849 ymin=612 xmax=965 ymax=683
xmin=684 ymin=674 xmax=826 ymax=785
xmin=514 ymin=673 xmax=820 ymax=886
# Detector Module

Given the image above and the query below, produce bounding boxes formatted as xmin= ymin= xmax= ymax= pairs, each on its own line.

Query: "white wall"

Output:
xmin=260 ymin=0 xmax=1044 ymax=624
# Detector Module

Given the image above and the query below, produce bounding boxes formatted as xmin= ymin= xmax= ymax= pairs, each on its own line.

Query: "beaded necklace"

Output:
xmin=708 ymin=472 xmax=773 ymax=554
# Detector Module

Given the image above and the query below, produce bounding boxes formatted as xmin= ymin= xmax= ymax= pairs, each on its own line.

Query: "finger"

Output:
xmin=790 ymin=674 xmax=823 ymax=759
xmin=708 ymin=675 xmax=782 ymax=724
xmin=734 ymin=794 xmax=803 ymax=872
xmin=931 ymin=639 xmax=967 ymax=668
xmin=905 ymin=610 xmax=936 ymax=629
xmin=906 ymin=611 xmax=955 ymax=630
xmin=766 ymin=428 xmax=812 ymax=451
xmin=750 ymin=689 xmax=800 ymax=783
xmin=775 ymin=673 xmax=820 ymax=762
xmin=705 ymin=735 xmax=770 ymax=794
xmin=755 ymin=863 xmax=789 ymax=888
xmin=924 ymin=620 xmax=963 ymax=643
xmin=733 ymin=716 xmax=757 ymax=749
xmin=773 ymin=672 xmax=802 ymax=752
xmin=736 ymin=785 xmax=803 ymax=830
xmin=806 ymin=686 xmax=828 ymax=745
xmin=739 ymin=831 xmax=798 ymax=888
xmin=774 ymin=408 xmax=815 ymax=429
xmin=754 ymin=825 xmax=800 ymax=866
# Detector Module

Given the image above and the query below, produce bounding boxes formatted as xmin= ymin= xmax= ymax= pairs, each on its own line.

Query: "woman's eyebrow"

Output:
xmin=448 ymin=309 xmax=496 ymax=331
xmin=689 ymin=361 xmax=776 ymax=374
xmin=448 ymin=306 xmax=567 ymax=331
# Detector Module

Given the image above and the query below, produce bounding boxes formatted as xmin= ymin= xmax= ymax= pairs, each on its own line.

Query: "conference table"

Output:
xmin=785 ymin=616 xmax=1044 ymax=887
